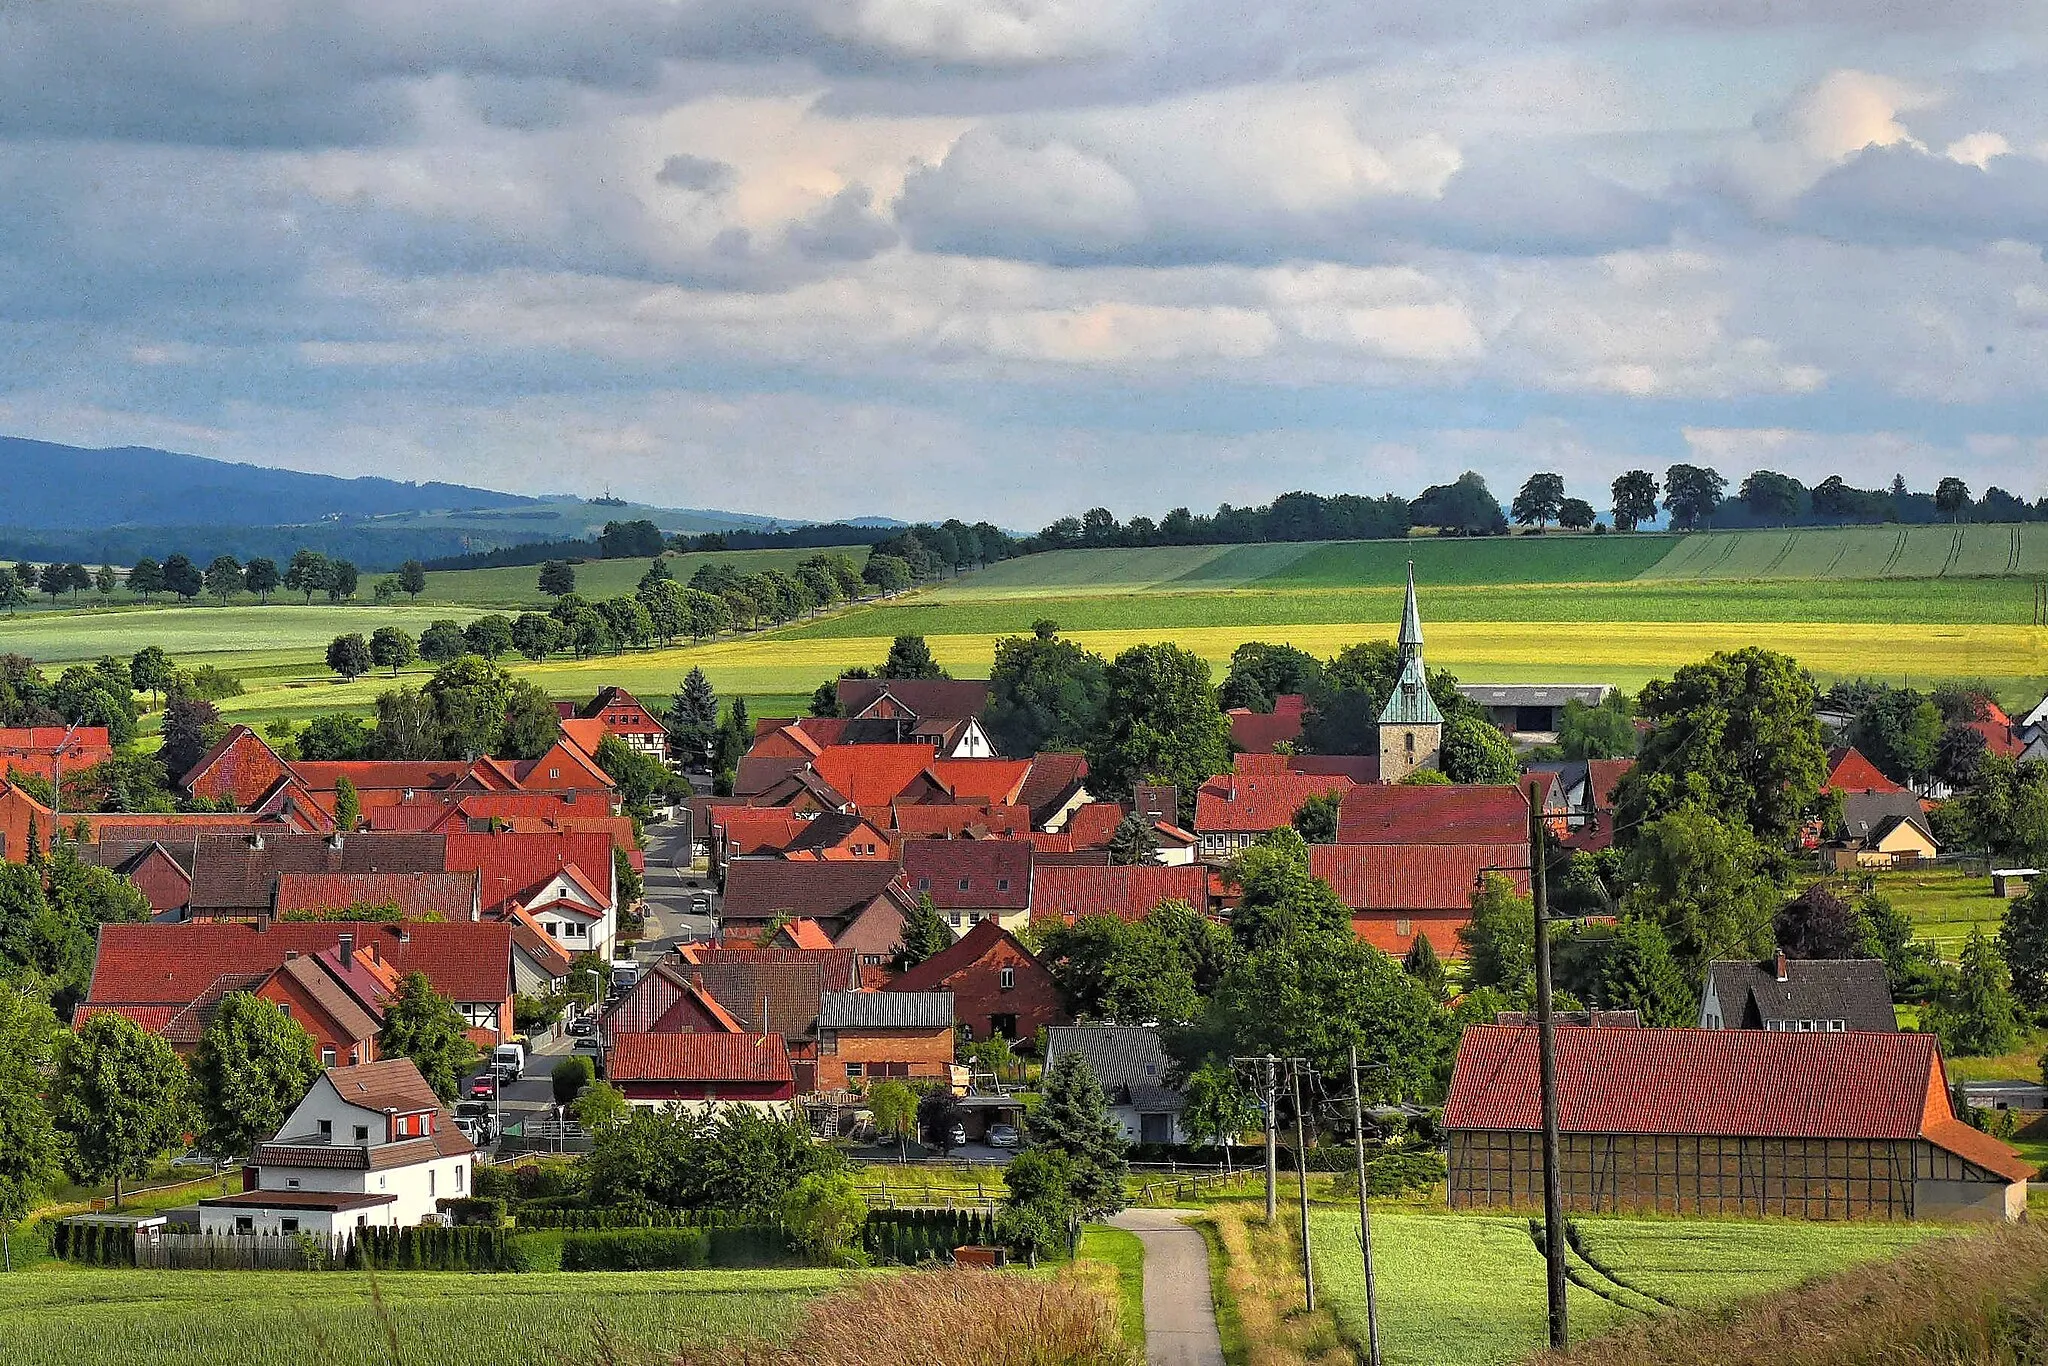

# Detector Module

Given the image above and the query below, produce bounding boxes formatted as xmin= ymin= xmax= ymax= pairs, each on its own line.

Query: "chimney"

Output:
xmin=1775 ymin=951 xmax=1789 ymax=983
xmin=339 ymin=932 xmax=355 ymax=971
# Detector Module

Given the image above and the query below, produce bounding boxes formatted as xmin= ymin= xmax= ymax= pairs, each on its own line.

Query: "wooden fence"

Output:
xmin=1134 ymin=1168 xmax=1257 ymax=1205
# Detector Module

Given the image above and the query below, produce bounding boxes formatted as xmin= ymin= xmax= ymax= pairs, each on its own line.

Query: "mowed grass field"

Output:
xmin=0 ymin=1266 xmax=836 ymax=1366
xmin=413 ymin=544 xmax=872 ymax=609
xmin=1308 ymin=1209 xmax=1950 ymax=1366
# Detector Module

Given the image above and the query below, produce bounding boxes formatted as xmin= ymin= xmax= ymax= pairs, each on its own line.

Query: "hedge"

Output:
xmin=560 ymin=1229 xmax=711 ymax=1271
xmin=51 ymin=1221 xmax=137 ymax=1267
xmin=436 ymin=1196 xmax=509 ymax=1227
xmin=342 ymin=1225 xmax=523 ymax=1271
xmin=1326 ymin=1149 xmax=1450 ymax=1196
xmin=863 ymin=1209 xmax=997 ymax=1265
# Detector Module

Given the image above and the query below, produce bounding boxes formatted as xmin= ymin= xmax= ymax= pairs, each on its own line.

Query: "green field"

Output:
xmin=1640 ymin=523 xmax=2048 ymax=582
xmin=414 ymin=545 xmax=872 ymax=609
xmin=1869 ymin=867 xmax=2010 ymax=958
xmin=1309 ymin=1209 xmax=1949 ymax=1366
xmin=0 ymin=1265 xmax=835 ymax=1366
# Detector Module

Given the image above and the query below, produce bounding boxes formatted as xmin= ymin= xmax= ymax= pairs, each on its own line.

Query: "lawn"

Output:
xmin=1075 ymin=1226 xmax=1146 ymax=1353
xmin=1307 ymin=1209 xmax=1952 ymax=1366
xmin=416 ymin=545 xmax=871 ymax=610
xmin=0 ymin=1265 xmax=836 ymax=1366
xmin=1870 ymin=867 xmax=2009 ymax=959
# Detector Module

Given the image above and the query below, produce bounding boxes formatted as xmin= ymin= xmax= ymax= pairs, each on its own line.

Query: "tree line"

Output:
xmin=0 ymin=549 xmax=443 ymax=614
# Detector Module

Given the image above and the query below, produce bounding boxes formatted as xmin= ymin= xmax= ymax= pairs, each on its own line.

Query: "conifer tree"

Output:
xmin=1403 ymin=932 xmax=1448 ymax=1001
xmin=1025 ymin=1053 xmax=1128 ymax=1218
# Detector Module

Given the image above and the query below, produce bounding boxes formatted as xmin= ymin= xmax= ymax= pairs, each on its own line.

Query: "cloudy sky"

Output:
xmin=4 ymin=1 xmax=2047 ymax=526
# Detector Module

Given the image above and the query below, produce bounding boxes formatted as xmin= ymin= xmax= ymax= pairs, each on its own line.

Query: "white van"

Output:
xmin=492 ymin=1042 xmax=525 ymax=1081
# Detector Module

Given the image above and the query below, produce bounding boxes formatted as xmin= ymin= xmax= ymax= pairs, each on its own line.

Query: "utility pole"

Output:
xmin=1528 ymin=783 xmax=1567 ymax=1351
xmin=1235 ymin=1055 xmax=1281 ymax=1223
xmin=1349 ymin=1047 xmax=1382 ymax=1366
xmin=1290 ymin=1059 xmax=1315 ymax=1313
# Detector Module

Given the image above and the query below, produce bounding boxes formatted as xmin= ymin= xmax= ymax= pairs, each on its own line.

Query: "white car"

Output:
xmin=986 ymin=1124 xmax=1021 ymax=1149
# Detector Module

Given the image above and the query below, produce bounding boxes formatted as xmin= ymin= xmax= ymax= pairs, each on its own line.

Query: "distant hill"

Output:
xmin=0 ymin=435 xmax=826 ymax=568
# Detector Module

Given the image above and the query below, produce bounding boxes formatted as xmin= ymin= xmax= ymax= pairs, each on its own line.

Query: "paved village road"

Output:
xmin=1111 ymin=1209 xmax=1226 ymax=1366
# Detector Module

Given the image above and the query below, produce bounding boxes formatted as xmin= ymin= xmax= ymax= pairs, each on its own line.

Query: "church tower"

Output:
xmin=1377 ymin=562 xmax=1444 ymax=783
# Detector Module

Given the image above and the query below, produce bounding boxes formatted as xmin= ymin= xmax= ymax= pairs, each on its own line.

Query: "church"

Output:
xmin=1376 ymin=564 xmax=1444 ymax=783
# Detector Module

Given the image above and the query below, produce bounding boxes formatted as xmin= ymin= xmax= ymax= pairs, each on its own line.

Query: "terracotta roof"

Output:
xmin=1233 ymin=753 xmax=1377 ymax=781
xmin=323 ymin=1058 xmax=444 ymax=1115
xmin=782 ymin=812 xmax=890 ymax=857
xmin=275 ymin=872 xmax=478 ymax=921
xmin=1196 ymin=772 xmax=1353 ymax=834
xmin=186 ymin=833 xmax=448 ymax=912
xmin=714 ymin=810 xmax=812 ymax=855
xmin=290 ymin=760 xmax=490 ymax=792
xmin=1966 ymin=720 xmax=2024 ymax=760
xmin=88 ymin=921 xmax=512 ymax=1008
xmin=930 ymin=759 xmax=1032 ymax=805
xmin=838 ymin=678 xmax=990 ymax=721
xmin=443 ymin=829 xmax=615 ymax=913
xmin=1309 ymin=842 xmax=1531 ymax=911
xmin=1064 ymin=802 xmax=1127 ymax=849
xmin=513 ymin=737 xmax=616 ymax=790
xmin=507 ymin=910 xmax=576 ymax=978
xmin=557 ymin=717 xmax=609 ymax=759
xmin=892 ymin=804 xmax=1029 ymax=838
xmin=1585 ymin=759 xmax=1634 ymax=810
xmin=1444 ymin=1025 xmax=2034 ymax=1183
xmin=1825 ymin=746 xmax=1905 ymax=795
xmin=1227 ymin=708 xmax=1306 ymax=754
xmin=721 ymin=858 xmax=909 ymax=923
xmin=1015 ymin=752 xmax=1090 ymax=827
xmin=811 ymin=745 xmax=940 ymax=808
xmin=1031 ymin=863 xmax=1209 ymax=923
xmin=272 ymin=955 xmax=382 ymax=1040
xmin=885 ymin=918 xmax=1038 ymax=994
xmin=901 ymin=839 xmax=1032 ymax=910
xmin=780 ymin=919 xmax=835 ymax=950
xmin=607 ymin=1031 xmax=793 ymax=1084
xmin=1335 ymin=784 xmax=1526 ymax=844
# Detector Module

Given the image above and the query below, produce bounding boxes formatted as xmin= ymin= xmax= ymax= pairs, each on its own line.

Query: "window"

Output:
xmin=281 ymin=1218 xmax=299 ymax=1234
xmin=456 ymin=1166 xmax=464 ymax=1192
xmin=958 ymin=878 xmax=970 ymax=891
xmin=996 ymin=879 xmax=1009 ymax=892
xmin=429 ymin=1170 xmax=436 ymax=1197
xmin=948 ymin=912 xmax=962 ymax=927
xmin=277 ymin=1002 xmax=291 ymax=1019
xmin=845 ymin=1063 xmax=864 ymax=1079
xmin=999 ymin=967 xmax=1015 ymax=991
xmin=320 ymin=1048 xmax=336 ymax=1066
xmin=546 ymin=923 xmax=560 ymax=937
xmin=1395 ymin=918 xmax=1412 ymax=937
xmin=235 ymin=1217 xmax=254 ymax=1234
xmin=353 ymin=1125 xmax=369 ymax=1143
xmin=1404 ymin=732 xmax=1415 ymax=758
xmin=1829 ymin=1019 xmax=1846 ymax=1031
xmin=917 ymin=877 xmax=931 ymax=891
xmin=318 ymin=1119 xmax=333 ymax=1140
xmin=286 ymin=1178 xmax=301 ymax=1189
xmin=549 ymin=768 xmax=559 ymax=779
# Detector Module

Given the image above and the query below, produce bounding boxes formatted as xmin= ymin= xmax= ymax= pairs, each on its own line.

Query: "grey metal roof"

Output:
xmin=1837 ymin=793 xmax=1931 ymax=843
xmin=817 ymin=989 xmax=953 ymax=1030
xmin=1377 ymin=655 xmax=1445 ymax=726
xmin=1043 ymin=1025 xmax=1184 ymax=1112
xmin=1705 ymin=958 xmax=1897 ymax=1032
xmin=1456 ymin=684 xmax=1613 ymax=708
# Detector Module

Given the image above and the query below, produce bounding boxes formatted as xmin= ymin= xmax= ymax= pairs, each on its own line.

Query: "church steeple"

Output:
xmin=1397 ymin=560 xmax=1424 ymax=658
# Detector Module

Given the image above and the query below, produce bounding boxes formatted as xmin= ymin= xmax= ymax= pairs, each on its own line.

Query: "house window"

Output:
xmin=918 ymin=877 xmax=931 ymax=891
xmin=996 ymin=879 xmax=1009 ymax=892
xmin=1395 ymin=919 xmax=1412 ymax=937
xmin=948 ymin=912 xmax=962 ymax=927
xmin=456 ymin=1166 xmax=464 ymax=1192
xmin=277 ymin=1002 xmax=291 ymax=1019
xmin=429 ymin=1170 xmax=436 ymax=1197
xmin=1404 ymin=733 xmax=1415 ymax=758
xmin=845 ymin=1063 xmax=864 ymax=1079
xmin=999 ymin=967 xmax=1015 ymax=991
xmin=320 ymin=1048 xmax=336 ymax=1066
xmin=958 ymin=878 xmax=970 ymax=891
xmin=286 ymin=1178 xmax=301 ymax=1189
xmin=318 ymin=1120 xmax=333 ymax=1140
xmin=235 ymin=1217 xmax=254 ymax=1234
xmin=281 ymin=1218 xmax=300 ymax=1234
xmin=1829 ymin=1019 xmax=1846 ymax=1031
xmin=353 ymin=1125 xmax=369 ymax=1143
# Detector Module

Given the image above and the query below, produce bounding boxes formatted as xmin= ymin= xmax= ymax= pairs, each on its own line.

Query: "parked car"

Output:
xmin=468 ymin=1074 xmax=496 ymax=1100
xmin=691 ymin=894 xmax=710 ymax=913
xmin=986 ymin=1124 xmax=1020 ymax=1149
xmin=947 ymin=1122 xmax=968 ymax=1149
xmin=567 ymin=1014 xmax=597 ymax=1038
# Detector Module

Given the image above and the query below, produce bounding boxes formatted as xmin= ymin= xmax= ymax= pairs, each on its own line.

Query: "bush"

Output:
xmin=551 ymin=1054 xmax=596 ymax=1105
xmin=505 ymin=1231 xmax=566 ymax=1272
xmin=560 ymin=1228 xmax=711 ymax=1271
xmin=1326 ymin=1149 xmax=1450 ymax=1198
xmin=344 ymin=1225 xmax=520 ymax=1271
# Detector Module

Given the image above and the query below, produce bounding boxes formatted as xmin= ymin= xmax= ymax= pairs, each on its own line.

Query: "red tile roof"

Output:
xmin=274 ymin=872 xmax=479 ymax=921
xmin=811 ymin=745 xmax=940 ymax=808
xmin=606 ymin=1031 xmax=793 ymax=1084
xmin=1015 ymin=752 xmax=1090 ymax=827
xmin=1227 ymin=708 xmax=1306 ymax=754
xmin=1309 ymin=843 xmax=1530 ymax=911
xmin=1585 ymin=759 xmax=1634 ymax=810
xmin=1336 ymin=784 xmax=1526 ymax=844
xmin=1031 ymin=863 xmax=1209 ymax=923
xmin=1064 ymin=802 xmax=1127 ymax=849
xmin=1444 ymin=1025 xmax=2033 ymax=1183
xmin=901 ymin=839 xmax=1033 ymax=910
xmin=443 ymin=829 xmax=616 ymax=913
xmin=892 ymin=804 xmax=1029 ymax=838
xmin=1966 ymin=720 xmax=2023 ymax=760
xmin=930 ymin=758 xmax=1032 ymax=804
xmin=720 ymin=859 xmax=910 ymax=924
xmin=87 ymin=920 xmax=512 ymax=1009
xmin=886 ymin=918 xmax=1034 ymax=994
xmin=1824 ymin=746 xmax=1905 ymax=795
xmin=1196 ymin=772 xmax=1353 ymax=834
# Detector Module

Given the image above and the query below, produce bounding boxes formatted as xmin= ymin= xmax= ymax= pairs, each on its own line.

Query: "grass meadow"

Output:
xmin=0 ymin=1265 xmax=835 ymax=1366
xmin=1306 ymin=1209 xmax=1950 ymax=1366
xmin=412 ymin=545 xmax=872 ymax=609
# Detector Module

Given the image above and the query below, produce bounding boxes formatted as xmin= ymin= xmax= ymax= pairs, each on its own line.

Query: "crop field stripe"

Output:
xmin=1879 ymin=527 xmax=1907 ymax=575
xmin=1760 ymin=532 xmax=1797 ymax=577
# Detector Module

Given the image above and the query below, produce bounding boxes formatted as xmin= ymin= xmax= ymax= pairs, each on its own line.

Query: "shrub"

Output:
xmin=551 ymin=1054 xmax=596 ymax=1105
xmin=437 ymin=1196 xmax=509 ymax=1227
xmin=560 ymin=1228 xmax=710 ymax=1271
xmin=505 ymin=1231 xmax=566 ymax=1272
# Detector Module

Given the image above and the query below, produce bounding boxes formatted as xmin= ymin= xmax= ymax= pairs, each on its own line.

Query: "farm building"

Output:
xmin=1456 ymin=684 xmax=1612 ymax=741
xmin=1445 ymin=1026 xmax=2031 ymax=1221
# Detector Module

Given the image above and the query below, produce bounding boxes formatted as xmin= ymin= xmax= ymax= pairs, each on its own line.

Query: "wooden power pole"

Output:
xmin=1291 ymin=1059 xmax=1315 ymax=1313
xmin=1349 ymin=1046 xmax=1383 ymax=1366
xmin=1528 ymin=784 xmax=1568 ymax=1350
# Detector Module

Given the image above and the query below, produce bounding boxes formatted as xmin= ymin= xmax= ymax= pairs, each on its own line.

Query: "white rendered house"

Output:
xmin=199 ymin=1059 xmax=473 ymax=1238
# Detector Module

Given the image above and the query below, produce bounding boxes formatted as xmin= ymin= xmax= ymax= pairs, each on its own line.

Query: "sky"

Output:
xmin=4 ymin=2 xmax=2048 ymax=528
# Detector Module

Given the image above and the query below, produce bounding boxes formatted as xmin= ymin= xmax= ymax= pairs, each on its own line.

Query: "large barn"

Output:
xmin=1444 ymin=1025 xmax=2031 ymax=1222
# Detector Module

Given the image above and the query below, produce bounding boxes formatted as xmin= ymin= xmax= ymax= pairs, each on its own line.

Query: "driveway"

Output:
xmin=1111 ymin=1209 xmax=1225 ymax=1366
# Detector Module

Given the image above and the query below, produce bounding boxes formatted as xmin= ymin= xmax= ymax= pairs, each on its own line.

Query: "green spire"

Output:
xmin=1379 ymin=562 xmax=1443 ymax=727
xmin=1398 ymin=560 xmax=1423 ymax=656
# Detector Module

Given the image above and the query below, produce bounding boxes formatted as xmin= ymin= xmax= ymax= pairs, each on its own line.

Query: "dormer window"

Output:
xmin=318 ymin=1119 xmax=333 ymax=1141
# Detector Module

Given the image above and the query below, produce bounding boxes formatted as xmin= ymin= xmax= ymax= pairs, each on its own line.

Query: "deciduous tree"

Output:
xmin=984 ymin=624 xmax=1108 ymax=757
xmin=1511 ymin=472 xmax=1566 ymax=528
xmin=1662 ymin=464 xmax=1727 ymax=531
xmin=369 ymin=626 xmax=417 ymax=676
xmin=189 ymin=992 xmax=322 ymax=1161
xmin=52 ymin=1012 xmax=189 ymax=1207
xmin=203 ymin=555 xmax=243 ymax=605
xmin=1087 ymin=643 xmax=1231 ymax=822
xmin=377 ymin=971 xmax=480 ymax=1101
xmin=397 ymin=560 xmax=427 ymax=597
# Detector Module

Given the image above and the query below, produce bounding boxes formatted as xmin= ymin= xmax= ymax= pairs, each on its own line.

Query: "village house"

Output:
xmin=813 ymin=990 xmax=958 ymax=1092
xmin=0 ymin=778 xmax=54 ymax=864
xmin=1701 ymin=954 xmax=1897 ymax=1033
xmin=1826 ymin=792 xmax=1939 ymax=870
xmin=883 ymin=919 xmax=1065 ymax=1043
xmin=181 ymin=833 xmax=450 ymax=920
xmin=606 ymin=1033 xmax=796 ymax=1112
xmin=574 ymin=685 xmax=669 ymax=762
xmin=1225 ymin=694 xmax=1310 ymax=754
xmin=1044 ymin=1025 xmax=1186 ymax=1145
xmin=0 ymin=724 xmax=112 ymax=787
xmin=1444 ymin=1026 xmax=2032 ymax=1221
xmin=719 ymin=858 xmax=916 ymax=960
xmin=444 ymin=828 xmax=620 ymax=957
xmin=1309 ymin=842 xmax=1531 ymax=957
xmin=901 ymin=837 xmax=1034 ymax=935
xmin=835 ymin=677 xmax=996 ymax=757
xmin=1195 ymin=770 xmax=1353 ymax=861
xmin=75 ymin=839 xmax=195 ymax=918
xmin=1335 ymin=782 xmax=1528 ymax=845
xmin=199 ymin=1059 xmax=471 ymax=1237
